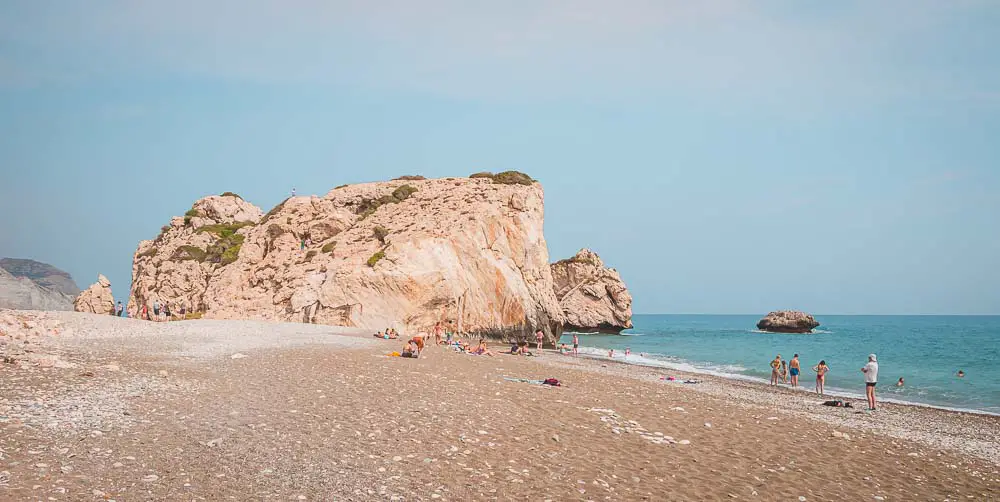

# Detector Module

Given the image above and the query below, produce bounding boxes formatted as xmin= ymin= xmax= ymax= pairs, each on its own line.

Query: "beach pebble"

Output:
xmin=552 ymin=434 xmax=560 ymax=442
xmin=873 ymin=497 xmax=885 ymax=501
xmin=679 ymin=440 xmax=690 ymax=445
xmin=799 ymin=497 xmax=807 ymax=501
xmin=705 ymin=422 xmax=712 ymax=428
xmin=230 ymin=353 xmax=248 ymax=359
xmin=142 ymin=474 xmax=159 ymax=482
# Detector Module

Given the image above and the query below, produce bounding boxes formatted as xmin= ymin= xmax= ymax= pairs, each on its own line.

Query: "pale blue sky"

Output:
xmin=1 ymin=1 xmax=998 ymax=314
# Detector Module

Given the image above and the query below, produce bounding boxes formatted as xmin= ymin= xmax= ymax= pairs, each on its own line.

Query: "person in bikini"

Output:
xmin=770 ymin=355 xmax=782 ymax=386
xmin=433 ymin=322 xmax=443 ymax=345
xmin=813 ymin=360 xmax=830 ymax=395
xmin=409 ymin=335 xmax=425 ymax=355
xmin=535 ymin=329 xmax=544 ymax=352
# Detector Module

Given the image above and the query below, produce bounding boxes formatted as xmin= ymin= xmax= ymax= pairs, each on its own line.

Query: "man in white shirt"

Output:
xmin=861 ymin=354 xmax=879 ymax=411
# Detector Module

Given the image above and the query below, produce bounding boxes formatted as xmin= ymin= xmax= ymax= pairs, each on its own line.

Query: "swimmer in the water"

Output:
xmin=896 ymin=377 xmax=904 ymax=387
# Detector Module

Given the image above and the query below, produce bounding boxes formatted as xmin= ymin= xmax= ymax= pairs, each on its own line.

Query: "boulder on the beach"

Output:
xmin=74 ymin=274 xmax=115 ymax=315
xmin=550 ymin=249 xmax=632 ymax=334
xmin=127 ymin=175 xmax=567 ymax=344
xmin=756 ymin=311 xmax=819 ymax=333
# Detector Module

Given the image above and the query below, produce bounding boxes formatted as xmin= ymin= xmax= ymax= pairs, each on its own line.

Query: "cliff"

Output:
xmin=551 ymin=249 xmax=633 ymax=333
xmin=128 ymin=177 xmax=566 ymax=343
xmin=0 ymin=258 xmax=78 ymax=311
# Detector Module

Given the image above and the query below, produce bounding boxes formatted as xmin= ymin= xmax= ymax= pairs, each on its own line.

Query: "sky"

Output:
xmin=1 ymin=0 xmax=998 ymax=315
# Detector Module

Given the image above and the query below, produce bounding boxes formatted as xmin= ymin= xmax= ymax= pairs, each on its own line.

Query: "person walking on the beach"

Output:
xmin=608 ymin=348 xmax=614 ymax=358
xmin=141 ymin=304 xmax=148 ymax=321
xmin=572 ymin=333 xmax=579 ymax=356
xmin=789 ymin=354 xmax=801 ymax=388
xmin=861 ymin=353 xmax=879 ymax=411
xmin=770 ymin=355 xmax=782 ymax=386
xmin=535 ymin=329 xmax=544 ymax=352
xmin=433 ymin=321 xmax=443 ymax=345
xmin=813 ymin=360 xmax=829 ymax=395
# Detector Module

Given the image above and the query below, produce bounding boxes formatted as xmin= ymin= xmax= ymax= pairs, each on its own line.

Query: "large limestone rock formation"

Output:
xmin=551 ymin=249 xmax=633 ymax=333
xmin=128 ymin=179 xmax=565 ymax=343
xmin=74 ymin=274 xmax=115 ymax=315
xmin=0 ymin=258 xmax=78 ymax=311
xmin=757 ymin=311 xmax=820 ymax=333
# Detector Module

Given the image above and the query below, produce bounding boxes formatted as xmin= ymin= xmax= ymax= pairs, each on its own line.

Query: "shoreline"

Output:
xmin=536 ymin=348 xmax=1000 ymax=466
xmin=567 ymin=349 xmax=1000 ymax=418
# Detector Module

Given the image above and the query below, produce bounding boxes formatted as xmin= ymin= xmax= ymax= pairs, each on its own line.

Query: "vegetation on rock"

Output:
xmin=469 ymin=172 xmax=494 ymax=179
xmin=174 ymin=245 xmax=207 ymax=262
xmin=356 ymin=185 xmax=418 ymax=220
xmin=373 ymin=226 xmax=389 ymax=244
xmin=393 ymin=175 xmax=426 ymax=181
xmin=137 ymin=248 xmax=158 ymax=259
xmin=220 ymin=191 xmax=243 ymax=200
xmin=367 ymin=250 xmax=385 ymax=267
xmin=321 ymin=241 xmax=337 ymax=253
xmin=492 ymin=171 xmax=535 ymax=185
xmin=183 ymin=311 xmax=204 ymax=320
xmin=305 ymin=250 xmax=318 ymax=262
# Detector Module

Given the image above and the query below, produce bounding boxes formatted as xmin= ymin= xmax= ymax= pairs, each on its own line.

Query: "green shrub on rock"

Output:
xmin=373 ymin=226 xmax=389 ymax=244
xmin=367 ymin=250 xmax=385 ymax=267
xmin=469 ymin=172 xmax=494 ymax=179
xmin=492 ymin=171 xmax=534 ymax=185
xmin=220 ymin=192 xmax=243 ymax=200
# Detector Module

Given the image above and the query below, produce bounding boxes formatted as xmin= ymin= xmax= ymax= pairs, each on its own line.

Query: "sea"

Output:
xmin=559 ymin=314 xmax=1000 ymax=415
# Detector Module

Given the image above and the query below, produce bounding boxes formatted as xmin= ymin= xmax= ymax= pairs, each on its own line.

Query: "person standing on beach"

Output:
xmin=770 ymin=355 xmax=782 ymax=386
xmin=780 ymin=359 xmax=788 ymax=384
xmin=813 ymin=360 xmax=829 ymax=395
xmin=433 ymin=322 xmax=443 ymax=345
xmin=789 ymin=354 xmax=801 ymax=388
xmin=152 ymin=300 xmax=160 ymax=321
xmin=625 ymin=347 xmax=631 ymax=359
xmin=861 ymin=354 xmax=879 ymax=411
xmin=535 ymin=329 xmax=544 ymax=352
xmin=572 ymin=333 xmax=579 ymax=356
xmin=141 ymin=304 xmax=148 ymax=321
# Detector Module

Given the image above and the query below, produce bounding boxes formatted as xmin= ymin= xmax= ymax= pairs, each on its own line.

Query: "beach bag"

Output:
xmin=542 ymin=378 xmax=561 ymax=387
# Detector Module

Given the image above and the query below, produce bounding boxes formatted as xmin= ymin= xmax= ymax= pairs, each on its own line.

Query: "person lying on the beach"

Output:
xmin=472 ymin=339 xmax=495 ymax=357
xmin=822 ymin=400 xmax=853 ymax=408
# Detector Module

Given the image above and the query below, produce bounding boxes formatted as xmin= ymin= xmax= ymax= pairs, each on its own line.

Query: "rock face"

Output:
xmin=756 ymin=311 xmax=820 ymax=333
xmin=0 ymin=258 xmax=78 ymax=311
xmin=74 ymin=274 xmax=115 ymax=315
xmin=128 ymin=179 xmax=566 ymax=343
xmin=550 ymin=249 xmax=633 ymax=333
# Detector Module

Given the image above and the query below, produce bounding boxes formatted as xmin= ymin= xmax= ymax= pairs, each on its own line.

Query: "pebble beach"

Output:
xmin=1 ymin=310 xmax=998 ymax=500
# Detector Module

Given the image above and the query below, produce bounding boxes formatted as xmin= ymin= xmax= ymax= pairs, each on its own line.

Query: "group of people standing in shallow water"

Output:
xmin=770 ymin=353 xmax=873 ymax=406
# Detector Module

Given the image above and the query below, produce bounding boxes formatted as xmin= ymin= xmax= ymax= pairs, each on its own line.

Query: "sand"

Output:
xmin=1 ymin=311 xmax=998 ymax=501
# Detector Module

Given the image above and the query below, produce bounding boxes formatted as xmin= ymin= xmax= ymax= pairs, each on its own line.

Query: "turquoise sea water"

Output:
xmin=559 ymin=315 xmax=1000 ymax=414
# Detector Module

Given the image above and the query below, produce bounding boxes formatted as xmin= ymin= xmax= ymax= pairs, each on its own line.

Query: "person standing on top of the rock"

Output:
xmin=535 ymin=328 xmax=544 ymax=352
xmin=291 ymin=188 xmax=296 ymax=197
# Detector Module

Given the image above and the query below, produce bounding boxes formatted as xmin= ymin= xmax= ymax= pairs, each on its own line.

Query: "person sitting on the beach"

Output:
xmin=401 ymin=340 xmax=419 ymax=358
xmin=409 ymin=335 xmax=425 ymax=354
xmin=509 ymin=341 xmax=519 ymax=354
xmin=896 ymin=377 xmax=904 ymax=387
xmin=559 ymin=343 xmax=571 ymax=355
xmin=472 ymin=339 xmax=495 ymax=357
xmin=388 ymin=329 xmax=398 ymax=339
xmin=373 ymin=331 xmax=384 ymax=338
